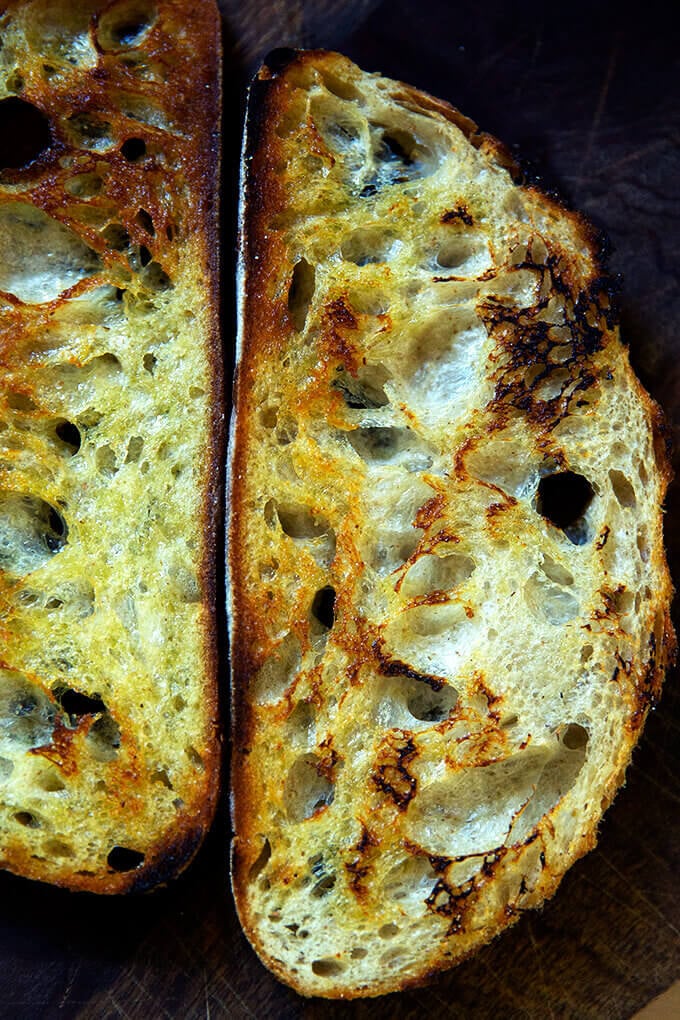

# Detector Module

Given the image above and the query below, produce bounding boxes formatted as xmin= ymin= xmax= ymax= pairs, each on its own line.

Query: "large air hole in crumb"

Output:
xmin=44 ymin=839 xmax=74 ymax=858
xmin=540 ymin=555 xmax=574 ymax=587
xmin=0 ymin=672 xmax=55 ymax=748
xmin=562 ymin=723 xmax=589 ymax=750
xmin=362 ymin=123 xmax=437 ymax=194
xmin=536 ymin=471 xmax=594 ymax=545
xmin=65 ymin=173 xmax=104 ymax=198
xmin=120 ymin=137 xmax=147 ymax=162
xmin=0 ymin=203 xmax=101 ymax=303
xmin=14 ymin=811 xmax=40 ymax=828
xmin=0 ymin=97 xmax=51 ymax=170
xmin=288 ymin=258 xmax=315 ymax=332
xmin=0 ymin=492 xmax=68 ymax=575
xmin=435 ymin=234 xmax=490 ymax=275
xmin=333 ymin=363 xmax=390 ymax=409
xmin=287 ymin=700 xmax=316 ymax=746
xmin=346 ymin=427 xmax=432 ymax=471
xmin=277 ymin=504 xmax=336 ymax=566
xmin=252 ymin=633 xmax=301 ymax=705
xmin=341 ymin=227 xmax=398 ymax=265
xmin=311 ymin=586 xmax=335 ymax=630
xmin=637 ymin=526 xmax=650 ymax=563
xmin=54 ymin=419 xmax=81 ymax=453
xmin=65 ymin=113 xmax=115 ymax=152
xmin=284 ymin=754 xmax=334 ymax=822
xmin=311 ymin=959 xmax=345 ymax=977
xmin=54 ymin=687 xmax=106 ymax=720
xmin=609 ymin=469 xmax=636 ymax=508
xmin=87 ymin=714 xmax=121 ymax=762
xmin=107 ymin=846 xmax=145 ymax=871
xmin=401 ymin=552 xmax=475 ymax=598
xmin=406 ymin=678 xmax=458 ymax=722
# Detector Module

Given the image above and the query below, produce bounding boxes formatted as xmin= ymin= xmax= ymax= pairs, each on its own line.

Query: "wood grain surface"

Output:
xmin=1 ymin=0 xmax=680 ymax=1017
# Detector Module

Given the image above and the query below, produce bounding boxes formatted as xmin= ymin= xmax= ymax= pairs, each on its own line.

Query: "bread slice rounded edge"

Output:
xmin=226 ymin=48 xmax=676 ymax=997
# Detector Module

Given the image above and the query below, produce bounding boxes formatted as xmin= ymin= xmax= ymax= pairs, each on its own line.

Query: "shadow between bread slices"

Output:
xmin=0 ymin=0 xmax=222 ymax=893
xmin=227 ymin=48 xmax=675 ymax=998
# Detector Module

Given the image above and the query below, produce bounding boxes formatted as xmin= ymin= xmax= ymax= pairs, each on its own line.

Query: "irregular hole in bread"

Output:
xmin=277 ymin=504 xmax=336 ymax=567
xmin=97 ymin=1 xmax=158 ymax=51
xmin=311 ymin=586 xmax=336 ymax=630
xmin=346 ymin=426 xmax=433 ymax=471
xmin=6 ymin=391 xmax=37 ymax=412
xmin=125 ymin=436 xmax=144 ymax=464
xmin=465 ymin=432 xmax=536 ymax=498
xmin=0 ymin=492 xmax=68 ymax=575
xmin=253 ymin=633 xmax=302 ymax=705
xmin=44 ymin=839 xmax=75 ymax=858
xmin=333 ymin=363 xmax=390 ymax=409
xmin=379 ymin=922 xmax=400 ymax=938
xmin=308 ymin=94 xmax=367 ymax=171
xmin=284 ymin=754 xmax=335 ymax=822
xmin=64 ymin=173 xmax=105 ymax=198
xmin=53 ymin=687 xmax=106 ymax=721
xmin=540 ymin=554 xmax=574 ymax=587
xmin=341 ymin=227 xmax=398 ymax=266
xmin=637 ymin=458 xmax=649 ymax=486
xmin=0 ymin=757 xmax=15 ymax=781
xmin=533 ymin=367 xmax=571 ymax=403
xmin=311 ymin=959 xmax=346 ymax=978
xmin=120 ymin=136 xmax=147 ymax=162
xmin=86 ymin=714 xmax=121 ymax=762
xmin=275 ymin=416 xmax=298 ymax=446
xmin=404 ymin=310 xmax=487 ymax=425
xmin=14 ymin=810 xmax=41 ymax=828
xmin=309 ymin=854 xmax=336 ymax=897
xmin=287 ymin=700 xmax=316 ymax=745
xmin=53 ymin=419 xmax=82 ymax=454
xmin=135 ymin=208 xmax=155 ymax=235
xmin=382 ymin=853 xmax=438 ymax=903
xmin=64 ymin=112 xmax=115 ymax=152
xmin=102 ymin=223 xmax=130 ymax=251
xmin=35 ymin=768 xmax=65 ymax=792
xmin=141 ymin=261 xmax=172 ymax=291
xmin=248 ymin=837 xmax=272 ymax=883
xmin=406 ymin=677 xmax=458 ymax=722
xmin=536 ymin=471 xmax=594 ymax=545
xmin=435 ymin=233 xmax=491 ymax=276
xmin=362 ymin=122 xmax=438 ymax=195
xmin=287 ymin=258 xmax=315 ymax=333
xmin=0 ymin=97 xmax=51 ymax=170
xmin=609 ymin=469 xmax=636 ymax=508
xmin=410 ymin=738 xmax=586 ymax=857
xmin=524 ymin=571 xmax=579 ymax=625
xmin=0 ymin=671 xmax=56 ymax=749
xmin=185 ymin=745 xmax=204 ymax=771
xmin=319 ymin=68 xmax=362 ymax=101
xmin=401 ymin=552 xmax=475 ymax=598
xmin=561 ymin=722 xmax=589 ymax=750
xmin=637 ymin=525 xmax=650 ymax=563
xmin=0 ymin=203 xmax=101 ymax=303
xmin=96 ymin=444 xmax=118 ymax=476
xmin=351 ymin=947 xmax=368 ymax=959
xmin=107 ymin=846 xmax=145 ymax=871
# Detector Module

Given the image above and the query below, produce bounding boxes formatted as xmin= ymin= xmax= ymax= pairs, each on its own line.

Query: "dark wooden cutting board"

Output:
xmin=1 ymin=1 xmax=679 ymax=1016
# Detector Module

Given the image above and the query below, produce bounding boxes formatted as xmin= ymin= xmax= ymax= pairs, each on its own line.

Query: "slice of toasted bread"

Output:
xmin=228 ymin=49 xmax=674 ymax=998
xmin=0 ymin=0 xmax=221 ymax=892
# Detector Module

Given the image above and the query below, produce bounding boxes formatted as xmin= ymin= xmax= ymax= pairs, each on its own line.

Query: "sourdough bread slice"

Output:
xmin=0 ymin=0 xmax=222 ymax=892
xmin=228 ymin=50 xmax=674 ymax=997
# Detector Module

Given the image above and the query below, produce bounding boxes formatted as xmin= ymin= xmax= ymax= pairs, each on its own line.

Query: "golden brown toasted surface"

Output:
xmin=0 ymin=0 xmax=222 ymax=892
xmin=228 ymin=50 xmax=674 ymax=997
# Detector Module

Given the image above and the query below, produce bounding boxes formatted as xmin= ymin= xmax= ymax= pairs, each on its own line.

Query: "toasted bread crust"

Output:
xmin=0 ymin=0 xmax=222 ymax=892
xmin=229 ymin=50 xmax=674 ymax=997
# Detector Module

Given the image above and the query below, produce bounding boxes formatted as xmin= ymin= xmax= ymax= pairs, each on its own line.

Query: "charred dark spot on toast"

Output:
xmin=344 ymin=822 xmax=379 ymax=899
xmin=441 ymin=204 xmax=474 ymax=226
xmin=372 ymin=731 xmax=418 ymax=810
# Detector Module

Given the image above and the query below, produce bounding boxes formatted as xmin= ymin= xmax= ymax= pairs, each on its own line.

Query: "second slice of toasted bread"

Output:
xmin=0 ymin=0 xmax=221 ymax=892
xmin=228 ymin=50 xmax=674 ymax=997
